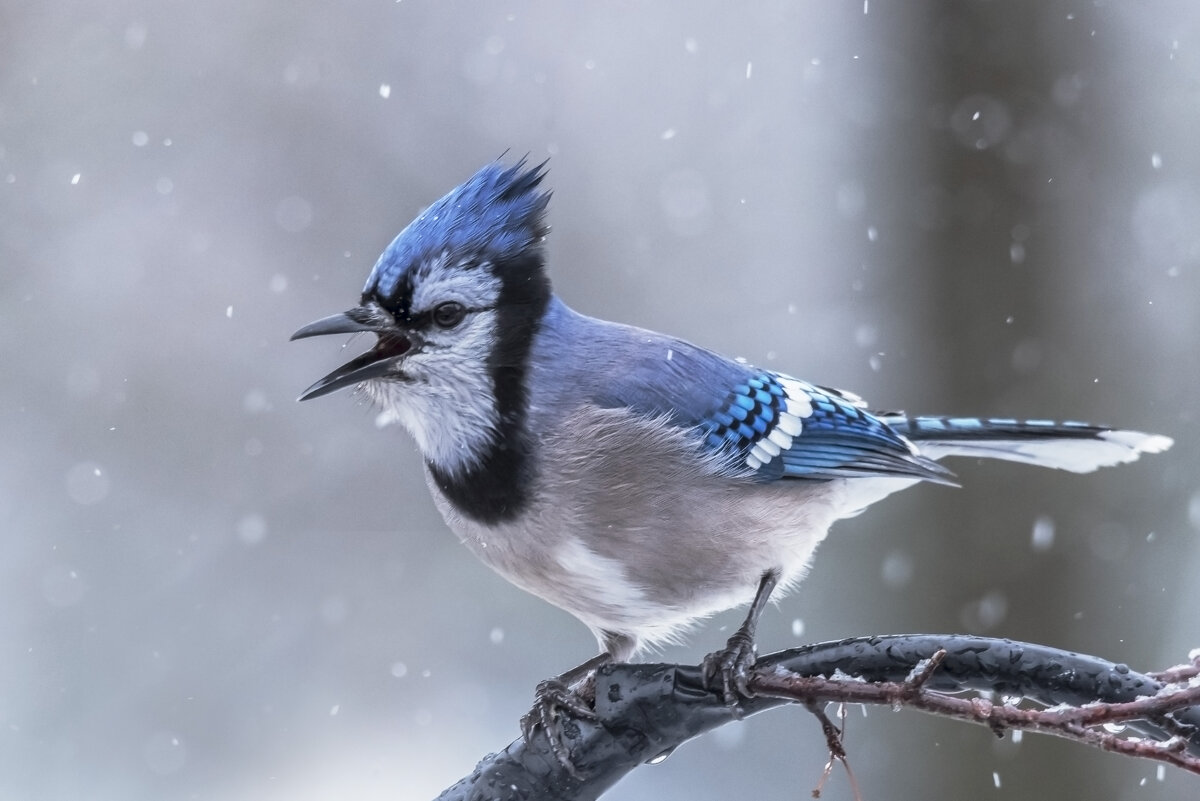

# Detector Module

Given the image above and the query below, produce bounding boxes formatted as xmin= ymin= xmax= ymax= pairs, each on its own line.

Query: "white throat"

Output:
xmin=364 ymin=316 xmax=502 ymax=476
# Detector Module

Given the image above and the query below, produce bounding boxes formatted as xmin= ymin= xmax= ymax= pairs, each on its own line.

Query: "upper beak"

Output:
xmin=291 ymin=310 xmax=412 ymax=401
xmin=290 ymin=311 xmax=377 ymax=341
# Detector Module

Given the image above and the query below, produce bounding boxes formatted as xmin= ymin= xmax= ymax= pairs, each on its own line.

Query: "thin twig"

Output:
xmin=1148 ymin=652 xmax=1200 ymax=684
xmin=750 ymin=661 xmax=1200 ymax=777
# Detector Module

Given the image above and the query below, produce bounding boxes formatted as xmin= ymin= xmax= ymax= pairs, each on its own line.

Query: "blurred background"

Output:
xmin=2 ymin=1 xmax=1198 ymax=799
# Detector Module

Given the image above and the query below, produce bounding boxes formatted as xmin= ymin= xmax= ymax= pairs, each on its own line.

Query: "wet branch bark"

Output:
xmin=433 ymin=634 xmax=1200 ymax=801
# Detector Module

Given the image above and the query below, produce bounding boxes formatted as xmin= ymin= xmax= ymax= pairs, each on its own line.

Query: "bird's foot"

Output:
xmin=702 ymin=625 xmax=759 ymax=716
xmin=702 ymin=569 xmax=778 ymax=715
xmin=519 ymin=673 xmax=599 ymax=778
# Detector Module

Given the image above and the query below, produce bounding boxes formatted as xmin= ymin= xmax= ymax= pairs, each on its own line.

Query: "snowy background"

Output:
xmin=3 ymin=2 xmax=1199 ymax=799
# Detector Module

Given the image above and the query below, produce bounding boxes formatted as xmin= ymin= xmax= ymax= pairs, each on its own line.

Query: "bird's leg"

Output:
xmin=702 ymin=568 xmax=780 ymax=714
xmin=520 ymin=651 xmax=611 ymax=777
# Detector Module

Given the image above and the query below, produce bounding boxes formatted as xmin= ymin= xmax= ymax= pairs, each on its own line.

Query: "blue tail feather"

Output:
xmin=881 ymin=415 xmax=1172 ymax=474
xmin=886 ymin=416 xmax=1107 ymax=442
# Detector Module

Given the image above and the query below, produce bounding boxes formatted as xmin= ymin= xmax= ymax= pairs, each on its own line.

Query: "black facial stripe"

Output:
xmin=367 ymin=269 xmax=415 ymax=321
xmin=427 ymin=255 xmax=551 ymax=524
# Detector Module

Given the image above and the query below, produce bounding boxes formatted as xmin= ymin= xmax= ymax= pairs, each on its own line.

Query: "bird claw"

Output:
xmin=702 ymin=627 xmax=758 ymax=716
xmin=519 ymin=675 xmax=599 ymax=778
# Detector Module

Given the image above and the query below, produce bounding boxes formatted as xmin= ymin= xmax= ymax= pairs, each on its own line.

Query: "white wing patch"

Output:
xmin=745 ymin=375 xmax=815 ymax=471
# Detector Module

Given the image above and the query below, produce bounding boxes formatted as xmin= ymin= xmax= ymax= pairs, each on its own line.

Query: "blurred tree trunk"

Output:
xmin=915 ymin=1 xmax=1090 ymax=796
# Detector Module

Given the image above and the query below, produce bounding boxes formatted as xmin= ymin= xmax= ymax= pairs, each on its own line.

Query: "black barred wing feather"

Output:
xmin=699 ymin=372 xmax=954 ymax=484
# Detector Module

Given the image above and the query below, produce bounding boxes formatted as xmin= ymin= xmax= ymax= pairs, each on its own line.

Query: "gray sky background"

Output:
xmin=2 ymin=2 xmax=1199 ymax=799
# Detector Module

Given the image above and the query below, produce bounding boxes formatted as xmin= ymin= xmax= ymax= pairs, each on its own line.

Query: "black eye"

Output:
xmin=431 ymin=301 xmax=467 ymax=329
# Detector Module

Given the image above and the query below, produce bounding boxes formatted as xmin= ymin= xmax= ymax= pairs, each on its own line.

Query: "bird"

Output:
xmin=291 ymin=159 xmax=1172 ymax=763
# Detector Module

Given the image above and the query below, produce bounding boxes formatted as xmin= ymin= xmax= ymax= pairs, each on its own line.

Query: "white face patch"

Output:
xmin=362 ymin=256 xmax=506 ymax=474
xmin=409 ymin=252 xmax=500 ymax=312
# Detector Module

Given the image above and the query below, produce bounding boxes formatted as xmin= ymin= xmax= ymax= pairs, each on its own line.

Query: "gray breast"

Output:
xmin=427 ymin=404 xmax=850 ymax=654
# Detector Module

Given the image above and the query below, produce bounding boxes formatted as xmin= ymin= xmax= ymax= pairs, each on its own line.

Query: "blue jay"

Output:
xmin=292 ymin=160 xmax=1171 ymax=753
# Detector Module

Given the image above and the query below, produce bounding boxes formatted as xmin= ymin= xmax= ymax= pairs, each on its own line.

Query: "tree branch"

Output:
xmin=433 ymin=634 xmax=1200 ymax=801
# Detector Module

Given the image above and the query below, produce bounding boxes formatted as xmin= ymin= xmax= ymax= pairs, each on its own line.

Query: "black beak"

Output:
xmin=291 ymin=310 xmax=412 ymax=401
xmin=290 ymin=311 xmax=378 ymax=341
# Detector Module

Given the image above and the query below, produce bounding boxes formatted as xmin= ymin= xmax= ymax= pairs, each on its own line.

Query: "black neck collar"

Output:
xmin=426 ymin=256 xmax=551 ymax=524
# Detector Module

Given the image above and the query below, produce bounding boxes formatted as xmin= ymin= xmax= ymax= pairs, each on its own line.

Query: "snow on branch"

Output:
xmin=433 ymin=634 xmax=1200 ymax=801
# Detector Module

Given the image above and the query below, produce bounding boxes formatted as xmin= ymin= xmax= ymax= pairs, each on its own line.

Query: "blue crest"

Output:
xmin=363 ymin=159 xmax=551 ymax=307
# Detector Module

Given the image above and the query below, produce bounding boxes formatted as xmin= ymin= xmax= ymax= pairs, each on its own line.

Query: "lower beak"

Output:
xmin=291 ymin=311 xmax=412 ymax=401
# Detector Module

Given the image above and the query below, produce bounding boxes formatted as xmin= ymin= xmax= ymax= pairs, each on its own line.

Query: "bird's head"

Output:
xmin=292 ymin=159 xmax=552 ymax=469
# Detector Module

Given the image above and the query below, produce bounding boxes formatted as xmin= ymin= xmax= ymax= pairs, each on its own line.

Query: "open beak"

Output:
xmin=291 ymin=310 xmax=412 ymax=401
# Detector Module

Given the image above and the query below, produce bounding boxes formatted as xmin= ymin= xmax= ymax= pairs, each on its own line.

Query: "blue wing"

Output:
xmin=568 ymin=308 xmax=951 ymax=484
xmin=697 ymin=371 xmax=955 ymax=484
xmin=563 ymin=308 xmax=1164 ymax=484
